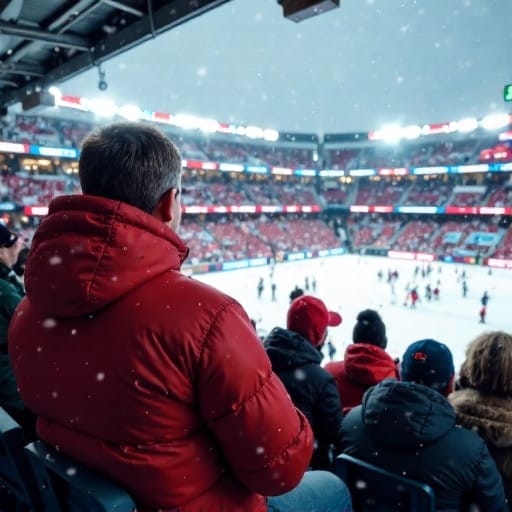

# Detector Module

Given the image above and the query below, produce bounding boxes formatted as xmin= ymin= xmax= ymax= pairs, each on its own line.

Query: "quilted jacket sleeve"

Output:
xmin=314 ymin=373 xmax=344 ymax=448
xmin=197 ymin=301 xmax=313 ymax=496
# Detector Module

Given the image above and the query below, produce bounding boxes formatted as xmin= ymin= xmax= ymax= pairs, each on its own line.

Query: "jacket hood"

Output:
xmin=24 ymin=195 xmax=188 ymax=318
xmin=450 ymin=388 xmax=512 ymax=448
xmin=344 ymin=343 xmax=398 ymax=386
xmin=362 ymin=379 xmax=455 ymax=449
xmin=264 ymin=327 xmax=322 ymax=371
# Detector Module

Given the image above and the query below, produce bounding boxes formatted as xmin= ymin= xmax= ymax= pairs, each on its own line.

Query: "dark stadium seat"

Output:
xmin=0 ymin=406 xmax=40 ymax=510
xmin=24 ymin=440 xmax=136 ymax=512
xmin=335 ymin=453 xmax=435 ymax=512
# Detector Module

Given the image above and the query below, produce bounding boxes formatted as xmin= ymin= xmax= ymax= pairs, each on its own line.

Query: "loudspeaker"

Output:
xmin=278 ymin=0 xmax=340 ymax=22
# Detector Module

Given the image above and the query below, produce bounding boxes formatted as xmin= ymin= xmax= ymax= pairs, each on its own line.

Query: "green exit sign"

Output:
xmin=505 ymin=84 xmax=512 ymax=102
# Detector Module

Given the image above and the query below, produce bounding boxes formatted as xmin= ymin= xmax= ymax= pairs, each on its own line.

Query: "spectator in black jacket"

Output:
xmin=341 ymin=338 xmax=507 ymax=511
xmin=265 ymin=295 xmax=343 ymax=471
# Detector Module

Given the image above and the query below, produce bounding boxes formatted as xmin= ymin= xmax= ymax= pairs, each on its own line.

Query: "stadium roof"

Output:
xmin=0 ymin=0 xmax=231 ymax=107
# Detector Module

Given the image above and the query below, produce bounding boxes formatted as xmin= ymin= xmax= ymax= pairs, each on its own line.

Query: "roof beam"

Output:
xmin=0 ymin=20 xmax=90 ymax=50
xmin=0 ymin=0 xmax=233 ymax=107
xmin=0 ymin=62 xmax=44 ymax=76
xmin=4 ymin=1 xmax=102 ymax=65
xmin=0 ymin=78 xmax=18 ymax=87
xmin=101 ymin=0 xmax=144 ymax=18
xmin=51 ymin=0 xmax=103 ymax=34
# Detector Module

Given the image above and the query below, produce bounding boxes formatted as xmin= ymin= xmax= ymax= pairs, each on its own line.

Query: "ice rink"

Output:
xmin=195 ymin=255 xmax=512 ymax=371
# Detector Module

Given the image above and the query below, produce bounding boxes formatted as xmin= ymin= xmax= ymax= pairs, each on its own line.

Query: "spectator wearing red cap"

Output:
xmin=341 ymin=339 xmax=507 ymax=511
xmin=265 ymin=295 xmax=344 ymax=471
xmin=325 ymin=309 xmax=399 ymax=415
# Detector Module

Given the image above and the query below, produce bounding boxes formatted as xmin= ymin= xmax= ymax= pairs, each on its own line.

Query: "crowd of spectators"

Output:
xmin=325 ymin=137 xmax=507 ymax=169
xmin=350 ymin=215 xmax=507 ymax=259
xmin=180 ymin=215 xmax=340 ymax=264
xmin=1 ymin=113 xmax=512 ymax=264
xmin=4 ymin=164 xmax=512 ymax=212
xmin=3 ymin=113 xmax=511 ymax=172
xmin=3 ymin=114 xmax=318 ymax=168
xmin=3 ymin=121 xmax=512 ymax=512
xmin=181 ymin=174 xmax=319 ymax=206
xmin=1 ymin=168 xmax=512 ymax=262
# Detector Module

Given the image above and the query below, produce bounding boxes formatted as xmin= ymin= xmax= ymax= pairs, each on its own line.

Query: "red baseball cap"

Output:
xmin=287 ymin=295 xmax=342 ymax=347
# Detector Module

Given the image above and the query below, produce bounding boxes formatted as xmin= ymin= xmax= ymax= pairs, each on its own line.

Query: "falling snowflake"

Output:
xmin=355 ymin=480 xmax=367 ymax=490
xmin=49 ymin=255 xmax=62 ymax=266
xmin=196 ymin=67 xmax=208 ymax=78
xmin=43 ymin=318 xmax=57 ymax=329
xmin=294 ymin=368 xmax=306 ymax=381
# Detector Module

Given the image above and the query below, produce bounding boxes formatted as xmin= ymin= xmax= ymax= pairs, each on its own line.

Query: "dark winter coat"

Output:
xmin=450 ymin=388 xmax=512 ymax=509
xmin=0 ymin=262 xmax=26 ymax=417
xmin=265 ymin=327 xmax=343 ymax=470
xmin=9 ymin=195 xmax=314 ymax=512
xmin=325 ymin=343 xmax=399 ymax=414
xmin=341 ymin=379 xmax=507 ymax=512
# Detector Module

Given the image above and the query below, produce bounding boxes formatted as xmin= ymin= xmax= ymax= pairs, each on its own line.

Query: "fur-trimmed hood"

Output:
xmin=450 ymin=388 xmax=512 ymax=448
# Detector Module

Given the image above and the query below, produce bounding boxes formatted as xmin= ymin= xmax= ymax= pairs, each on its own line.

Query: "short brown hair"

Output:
xmin=79 ymin=122 xmax=181 ymax=213
xmin=459 ymin=331 xmax=512 ymax=396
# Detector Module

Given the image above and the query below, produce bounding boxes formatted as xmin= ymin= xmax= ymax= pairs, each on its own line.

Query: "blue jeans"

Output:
xmin=267 ymin=470 xmax=352 ymax=512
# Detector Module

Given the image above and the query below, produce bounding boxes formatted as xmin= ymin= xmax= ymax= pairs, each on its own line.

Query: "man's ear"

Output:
xmin=153 ymin=188 xmax=176 ymax=222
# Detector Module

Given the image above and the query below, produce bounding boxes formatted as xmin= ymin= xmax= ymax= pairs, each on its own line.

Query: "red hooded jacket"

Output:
xmin=9 ymin=195 xmax=313 ymax=511
xmin=325 ymin=343 xmax=399 ymax=415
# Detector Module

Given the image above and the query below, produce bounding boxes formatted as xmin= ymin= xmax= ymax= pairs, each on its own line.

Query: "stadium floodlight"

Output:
xmin=87 ymin=98 xmax=118 ymax=118
xmin=402 ymin=125 xmax=422 ymax=140
xmin=245 ymin=126 xmax=264 ymax=139
xmin=456 ymin=118 xmax=479 ymax=133
xmin=378 ymin=125 xmax=403 ymax=143
xmin=197 ymin=118 xmax=219 ymax=133
xmin=174 ymin=114 xmax=201 ymax=130
xmin=48 ymin=86 xmax=62 ymax=101
xmin=118 ymin=104 xmax=143 ymax=121
xmin=481 ymin=113 xmax=510 ymax=131
xmin=263 ymin=128 xmax=279 ymax=142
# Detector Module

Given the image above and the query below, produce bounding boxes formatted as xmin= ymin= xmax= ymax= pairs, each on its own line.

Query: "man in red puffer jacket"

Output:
xmin=9 ymin=123 xmax=313 ymax=512
xmin=326 ymin=309 xmax=398 ymax=415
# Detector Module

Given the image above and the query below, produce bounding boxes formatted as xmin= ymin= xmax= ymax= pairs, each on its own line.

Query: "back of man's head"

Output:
xmin=79 ymin=122 xmax=181 ymax=214
xmin=401 ymin=339 xmax=455 ymax=395
xmin=352 ymin=309 xmax=387 ymax=348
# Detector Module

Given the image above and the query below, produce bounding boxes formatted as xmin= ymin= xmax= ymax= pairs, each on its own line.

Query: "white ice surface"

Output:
xmin=194 ymin=255 xmax=512 ymax=371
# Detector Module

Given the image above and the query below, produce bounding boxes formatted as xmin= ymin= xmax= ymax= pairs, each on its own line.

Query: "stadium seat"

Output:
xmin=24 ymin=440 xmax=136 ymax=512
xmin=335 ymin=453 xmax=435 ymax=512
xmin=0 ymin=406 xmax=40 ymax=510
